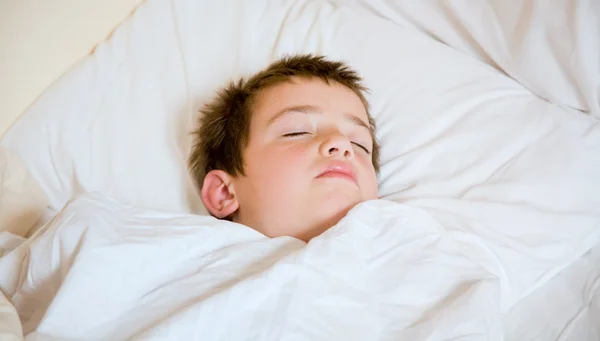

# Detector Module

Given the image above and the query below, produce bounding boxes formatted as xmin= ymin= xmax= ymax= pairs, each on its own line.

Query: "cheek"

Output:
xmin=246 ymin=146 xmax=309 ymax=186
xmin=357 ymin=154 xmax=379 ymax=198
xmin=356 ymin=152 xmax=376 ymax=171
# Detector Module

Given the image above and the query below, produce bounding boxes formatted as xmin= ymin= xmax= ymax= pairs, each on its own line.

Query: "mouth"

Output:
xmin=316 ymin=162 xmax=358 ymax=184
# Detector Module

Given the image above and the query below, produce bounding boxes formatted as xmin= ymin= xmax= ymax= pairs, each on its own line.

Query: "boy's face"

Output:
xmin=230 ymin=78 xmax=378 ymax=241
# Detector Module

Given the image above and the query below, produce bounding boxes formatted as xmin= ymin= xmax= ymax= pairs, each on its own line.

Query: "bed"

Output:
xmin=1 ymin=0 xmax=599 ymax=340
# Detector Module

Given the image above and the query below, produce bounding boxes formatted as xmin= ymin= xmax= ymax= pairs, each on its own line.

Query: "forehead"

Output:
xmin=250 ymin=77 xmax=369 ymax=124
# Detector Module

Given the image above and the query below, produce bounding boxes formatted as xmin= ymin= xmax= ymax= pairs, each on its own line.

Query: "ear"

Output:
xmin=200 ymin=170 xmax=239 ymax=219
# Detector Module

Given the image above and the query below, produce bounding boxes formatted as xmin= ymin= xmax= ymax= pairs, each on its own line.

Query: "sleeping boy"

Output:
xmin=188 ymin=54 xmax=380 ymax=242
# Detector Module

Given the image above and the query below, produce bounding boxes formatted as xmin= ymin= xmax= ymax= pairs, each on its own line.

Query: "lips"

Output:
xmin=316 ymin=161 xmax=357 ymax=184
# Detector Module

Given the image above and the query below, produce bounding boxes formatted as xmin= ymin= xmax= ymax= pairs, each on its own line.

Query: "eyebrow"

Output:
xmin=267 ymin=105 xmax=371 ymax=131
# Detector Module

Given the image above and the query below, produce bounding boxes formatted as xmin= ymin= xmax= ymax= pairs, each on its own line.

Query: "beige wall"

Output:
xmin=0 ymin=0 xmax=143 ymax=137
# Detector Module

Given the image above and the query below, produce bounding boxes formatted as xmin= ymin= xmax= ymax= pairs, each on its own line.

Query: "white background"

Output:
xmin=0 ymin=0 xmax=142 ymax=136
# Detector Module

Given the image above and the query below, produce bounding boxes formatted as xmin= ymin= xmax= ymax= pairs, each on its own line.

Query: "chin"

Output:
xmin=325 ymin=183 xmax=362 ymax=200
xmin=321 ymin=196 xmax=360 ymax=220
xmin=297 ymin=196 xmax=363 ymax=242
xmin=311 ymin=183 xmax=363 ymax=218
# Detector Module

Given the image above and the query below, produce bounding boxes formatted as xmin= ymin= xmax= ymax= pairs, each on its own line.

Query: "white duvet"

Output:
xmin=0 ymin=192 xmax=598 ymax=340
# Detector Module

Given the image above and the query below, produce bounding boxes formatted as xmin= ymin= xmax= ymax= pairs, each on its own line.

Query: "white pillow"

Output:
xmin=0 ymin=290 xmax=21 ymax=341
xmin=341 ymin=0 xmax=600 ymax=116
xmin=0 ymin=146 xmax=48 ymax=237
xmin=1 ymin=0 xmax=599 ymax=308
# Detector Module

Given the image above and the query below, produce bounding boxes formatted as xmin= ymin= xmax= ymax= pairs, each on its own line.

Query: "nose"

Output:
xmin=319 ymin=133 xmax=354 ymax=159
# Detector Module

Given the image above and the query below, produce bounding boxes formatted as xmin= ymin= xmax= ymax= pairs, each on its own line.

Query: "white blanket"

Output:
xmin=1 ymin=193 xmax=598 ymax=340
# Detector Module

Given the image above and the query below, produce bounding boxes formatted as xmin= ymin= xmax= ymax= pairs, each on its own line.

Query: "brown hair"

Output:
xmin=188 ymin=54 xmax=380 ymax=189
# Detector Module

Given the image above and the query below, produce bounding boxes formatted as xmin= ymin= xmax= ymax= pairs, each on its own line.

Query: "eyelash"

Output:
xmin=283 ymin=132 xmax=309 ymax=138
xmin=282 ymin=132 xmax=371 ymax=154
xmin=352 ymin=142 xmax=370 ymax=154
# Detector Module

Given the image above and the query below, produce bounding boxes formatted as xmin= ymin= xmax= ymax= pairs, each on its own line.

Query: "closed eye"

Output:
xmin=352 ymin=142 xmax=370 ymax=154
xmin=283 ymin=132 xmax=309 ymax=137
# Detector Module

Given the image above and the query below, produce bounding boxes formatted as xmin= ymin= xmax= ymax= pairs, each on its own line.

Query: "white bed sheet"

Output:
xmin=503 ymin=241 xmax=600 ymax=341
